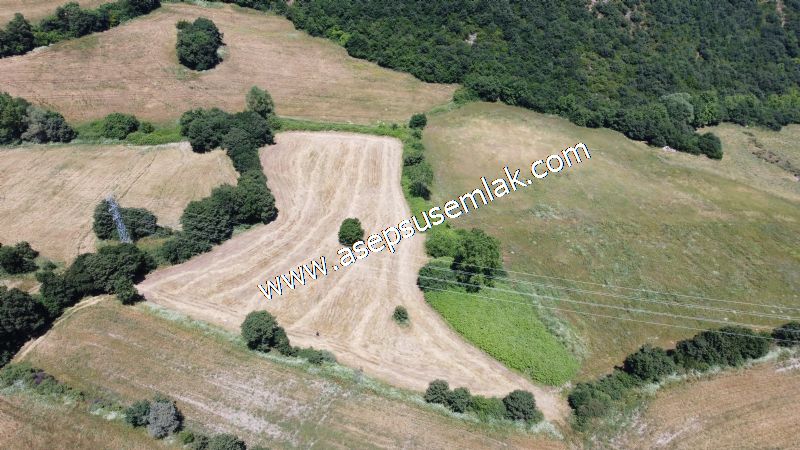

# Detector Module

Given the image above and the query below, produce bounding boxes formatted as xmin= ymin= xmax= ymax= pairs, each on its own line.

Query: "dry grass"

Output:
xmin=136 ymin=131 xmax=567 ymax=421
xmin=19 ymin=298 xmax=565 ymax=449
xmin=0 ymin=0 xmax=107 ymax=23
xmin=0 ymin=2 xmax=455 ymax=124
xmin=0 ymin=142 xmax=237 ymax=263
xmin=617 ymin=356 xmax=800 ymax=449
xmin=423 ymin=102 xmax=800 ymax=378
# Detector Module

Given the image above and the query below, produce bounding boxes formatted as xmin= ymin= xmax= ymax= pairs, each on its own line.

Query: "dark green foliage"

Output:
xmin=622 ymin=345 xmax=677 ymax=382
xmin=0 ymin=14 xmax=35 ymax=57
xmin=236 ymin=171 xmax=278 ymax=224
xmin=392 ymin=305 xmax=409 ymax=324
xmin=424 ymin=379 xmax=450 ymax=405
xmin=124 ymin=400 xmax=151 ymax=427
xmin=773 ymin=322 xmax=800 ymax=347
xmin=446 ymin=386 xmax=471 ymax=413
xmin=20 ymin=106 xmax=75 ymax=143
xmin=568 ymin=381 xmax=614 ymax=425
xmin=146 ymin=397 xmax=182 ymax=438
xmin=93 ymin=200 xmax=159 ymax=241
xmin=417 ymin=257 xmax=459 ymax=292
xmin=697 ymin=132 xmax=723 ymax=159
xmin=673 ymin=326 xmax=770 ymax=370
xmin=0 ymin=92 xmax=30 ymax=144
xmin=0 ymin=287 xmax=48 ymax=365
xmin=181 ymin=194 xmax=234 ymax=244
xmin=36 ymin=269 xmax=79 ymax=318
xmin=409 ymin=113 xmax=427 ymax=129
xmin=246 ymin=85 xmax=275 ymax=119
xmin=424 ymin=226 xmax=461 ymax=258
xmin=338 ymin=218 xmax=364 ymax=246
xmin=409 ymin=180 xmax=431 ymax=200
xmin=62 ymin=244 xmax=155 ymax=298
xmin=241 ymin=310 xmax=291 ymax=353
xmin=115 ymin=277 xmax=143 ymax=305
xmin=176 ymin=18 xmax=224 ymax=71
xmin=452 ymin=228 xmax=501 ymax=291
xmin=0 ymin=241 xmax=38 ymax=274
xmin=159 ymin=233 xmax=213 ymax=264
xmin=101 ymin=112 xmax=140 ymax=139
xmin=181 ymin=108 xmax=232 ymax=152
xmin=467 ymin=395 xmax=507 ymax=421
xmin=502 ymin=389 xmax=542 ymax=423
xmin=93 ymin=200 xmax=116 ymax=240
xmin=207 ymin=433 xmax=246 ymax=450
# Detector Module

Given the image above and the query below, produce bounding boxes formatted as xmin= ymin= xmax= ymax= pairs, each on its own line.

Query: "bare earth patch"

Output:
xmin=0 ymin=142 xmax=237 ymax=263
xmin=0 ymin=0 xmax=107 ymax=23
xmin=0 ymin=3 xmax=455 ymax=124
xmin=137 ymin=131 xmax=567 ymax=422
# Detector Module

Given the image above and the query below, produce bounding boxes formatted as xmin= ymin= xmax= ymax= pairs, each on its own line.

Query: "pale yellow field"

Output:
xmin=0 ymin=0 xmax=107 ymax=23
xmin=0 ymin=143 xmax=237 ymax=263
xmin=0 ymin=2 xmax=455 ymax=124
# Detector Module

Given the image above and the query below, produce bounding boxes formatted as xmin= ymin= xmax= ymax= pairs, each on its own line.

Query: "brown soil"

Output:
xmin=0 ymin=0 xmax=107 ymax=23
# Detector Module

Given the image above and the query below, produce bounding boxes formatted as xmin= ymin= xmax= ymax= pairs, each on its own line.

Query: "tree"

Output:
xmin=338 ymin=218 xmax=364 ymax=246
xmin=236 ymin=171 xmax=278 ymax=224
xmin=697 ymin=132 xmax=722 ymax=160
xmin=622 ymin=345 xmax=676 ymax=382
xmin=246 ymin=86 xmax=275 ymax=119
xmin=159 ymin=233 xmax=212 ymax=264
xmin=502 ymin=390 xmax=542 ymax=423
xmin=180 ymin=108 xmax=232 ymax=152
xmin=36 ymin=269 xmax=78 ymax=318
xmin=452 ymin=228 xmax=501 ymax=291
xmin=146 ymin=397 xmax=182 ymax=438
xmin=123 ymin=207 xmax=158 ymax=240
xmin=82 ymin=243 xmax=156 ymax=293
xmin=392 ymin=305 xmax=409 ymax=324
xmin=0 ymin=92 xmax=29 ymax=144
xmin=181 ymin=195 xmax=233 ymax=244
xmin=424 ymin=379 xmax=450 ymax=405
xmin=446 ymin=387 xmax=471 ymax=413
xmin=772 ymin=322 xmax=800 ymax=347
xmin=0 ymin=287 xmax=48 ymax=366
xmin=207 ymin=433 xmax=246 ymax=450
xmin=93 ymin=200 xmax=116 ymax=240
xmin=176 ymin=18 xmax=224 ymax=71
xmin=115 ymin=277 xmax=143 ymax=305
xmin=124 ymin=400 xmax=151 ymax=427
xmin=0 ymin=14 xmax=35 ymax=57
xmin=409 ymin=113 xmax=427 ymax=129
xmin=241 ymin=310 xmax=290 ymax=353
xmin=101 ymin=112 xmax=140 ymax=139
xmin=0 ymin=242 xmax=38 ymax=274
xmin=20 ymin=106 xmax=75 ymax=143
xmin=409 ymin=180 xmax=431 ymax=199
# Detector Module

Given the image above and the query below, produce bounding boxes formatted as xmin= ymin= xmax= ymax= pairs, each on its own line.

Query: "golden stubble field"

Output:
xmin=0 ymin=0 xmax=107 ymax=23
xmin=17 ymin=298 xmax=565 ymax=449
xmin=0 ymin=143 xmax=237 ymax=263
xmin=0 ymin=2 xmax=455 ymax=124
xmin=136 ymin=131 xmax=567 ymax=421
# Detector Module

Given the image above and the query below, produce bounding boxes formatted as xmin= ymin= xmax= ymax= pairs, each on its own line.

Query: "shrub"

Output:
xmin=296 ymin=346 xmax=331 ymax=365
xmin=20 ymin=106 xmax=75 ymax=143
xmin=0 ymin=241 xmax=38 ymax=274
xmin=502 ymin=390 xmax=542 ymax=423
xmin=392 ymin=305 xmax=409 ymax=324
xmin=241 ymin=310 xmax=291 ymax=353
xmin=409 ymin=113 xmax=427 ymax=129
xmin=180 ymin=108 xmax=232 ymax=152
xmin=0 ymin=14 xmax=35 ymax=57
xmin=452 ymin=228 xmax=501 ymax=291
xmin=246 ymin=85 xmax=275 ymax=119
xmin=673 ymin=326 xmax=769 ymax=370
xmin=146 ymin=397 xmax=182 ymax=438
xmin=773 ymin=322 xmax=800 ymax=347
xmin=622 ymin=345 xmax=676 ymax=382
xmin=568 ymin=382 xmax=614 ymax=425
xmin=189 ymin=434 xmax=210 ymax=450
xmin=124 ymin=400 xmax=151 ymax=427
xmin=417 ymin=258 xmax=459 ymax=292
xmin=0 ymin=92 xmax=29 ymax=144
xmin=338 ymin=218 xmax=364 ymax=246
xmin=176 ymin=18 xmax=224 ymax=71
xmin=159 ymin=233 xmax=212 ymax=264
xmin=697 ymin=132 xmax=723 ymax=159
xmin=207 ymin=433 xmax=246 ymax=450
xmin=114 ymin=277 xmax=143 ymax=305
xmin=446 ymin=387 xmax=471 ymax=413
xmin=101 ymin=113 xmax=140 ymax=140
xmin=409 ymin=180 xmax=431 ymax=199
xmin=467 ymin=395 xmax=507 ymax=421
xmin=424 ymin=379 xmax=450 ymax=405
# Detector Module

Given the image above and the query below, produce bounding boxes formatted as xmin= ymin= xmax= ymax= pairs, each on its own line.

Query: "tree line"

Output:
xmin=285 ymin=0 xmax=800 ymax=158
xmin=0 ymin=0 xmax=161 ymax=58
xmin=0 ymin=92 xmax=75 ymax=144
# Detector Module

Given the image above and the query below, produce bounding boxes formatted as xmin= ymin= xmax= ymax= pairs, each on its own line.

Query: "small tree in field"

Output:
xmin=424 ymin=379 xmax=450 ymax=405
xmin=338 ymin=218 xmax=364 ymax=246
xmin=246 ymin=86 xmax=275 ymax=120
xmin=241 ymin=310 xmax=291 ymax=353
xmin=409 ymin=113 xmax=427 ymax=129
xmin=503 ymin=389 xmax=542 ymax=423
xmin=146 ymin=397 xmax=182 ymax=438
xmin=392 ymin=305 xmax=409 ymax=324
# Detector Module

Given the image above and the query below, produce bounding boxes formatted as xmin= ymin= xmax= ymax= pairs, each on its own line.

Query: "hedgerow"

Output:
xmin=424 ymin=379 xmax=543 ymax=424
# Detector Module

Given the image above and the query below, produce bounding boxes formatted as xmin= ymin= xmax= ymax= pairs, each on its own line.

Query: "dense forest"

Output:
xmin=287 ymin=0 xmax=800 ymax=158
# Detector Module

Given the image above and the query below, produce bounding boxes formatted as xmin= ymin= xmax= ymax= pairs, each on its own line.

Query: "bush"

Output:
xmin=101 ymin=113 xmax=140 ymax=139
xmin=124 ymin=400 xmax=151 ymax=427
xmin=697 ymin=132 xmax=723 ymax=159
xmin=159 ymin=233 xmax=212 ymax=264
xmin=452 ymin=228 xmax=501 ymax=291
xmin=246 ymin=85 xmax=275 ymax=119
xmin=622 ymin=345 xmax=676 ymax=382
xmin=114 ymin=277 xmax=143 ymax=305
xmin=424 ymin=379 xmax=450 ymax=405
xmin=0 ymin=92 xmax=30 ymax=144
xmin=207 ymin=433 xmax=246 ymax=450
xmin=467 ymin=395 xmax=507 ymax=421
xmin=409 ymin=180 xmax=431 ymax=199
xmin=176 ymin=18 xmax=224 ymax=71
xmin=417 ymin=258 xmax=459 ymax=292
xmin=409 ymin=113 xmax=427 ymax=129
xmin=568 ymin=382 xmax=614 ymax=425
xmin=424 ymin=226 xmax=461 ymax=258
xmin=0 ymin=287 xmax=48 ymax=366
xmin=773 ymin=322 xmax=800 ymax=347
xmin=180 ymin=108 xmax=232 ymax=152
xmin=392 ymin=305 xmax=409 ymax=324
xmin=446 ymin=387 xmax=471 ymax=413
xmin=241 ymin=310 xmax=291 ymax=353
xmin=20 ymin=106 xmax=75 ymax=143
xmin=673 ymin=326 xmax=770 ymax=370
xmin=502 ymin=389 xmax=542 ymax=423
xmin=146 ymin=397 xmax=182 ymax=438
xmin=0 ymin=241 xmax=38 ymax=274
xmin=338 ymin=218 xmax=364 ymax=246
xmin=0 ymin=14 xmax=35 ymax=57
xmin=296 ymin=346 xmax=334 ymax=365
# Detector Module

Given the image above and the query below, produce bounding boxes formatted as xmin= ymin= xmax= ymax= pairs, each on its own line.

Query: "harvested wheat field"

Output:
xmin=137 ymin=131 xmax=567 ymax=421
xmin=0 ymin=2 xmax=455 ymax=124
xmin=0 ymin=143 xmax=237 ymax=263
xmin=0 ymin=0 xmax=107 ymax=23
xmin=617 ymin=357 xmax=800 ymax=449
xmin=19 ymin=298 xmax=565 ymax=449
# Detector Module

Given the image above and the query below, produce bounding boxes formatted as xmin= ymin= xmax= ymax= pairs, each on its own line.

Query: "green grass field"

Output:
xmin=423 ymin=102 xmax=800 ymax=378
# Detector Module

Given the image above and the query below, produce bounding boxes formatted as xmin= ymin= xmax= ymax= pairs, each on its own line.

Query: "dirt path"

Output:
xmin=138 ymin=131 xmax=568 ymax=421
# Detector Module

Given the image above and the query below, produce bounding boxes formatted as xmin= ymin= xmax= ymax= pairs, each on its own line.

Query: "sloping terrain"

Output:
xmin=18 ymin=298 xmax=565 ymax=449
xmin=0 ymin=0 xmax=107 ymax=23
xmin=0 ymin=143 xmax=237 ymax=263
xmin=423 ymin=102 xmax=800 ymax=378
xmin=617 ymin=356 xmax=800 ymax=449
xmin=137 ymin=131 xmax=567 ymax=420
xmin=0 ymin=2 xmax=455 ymax=124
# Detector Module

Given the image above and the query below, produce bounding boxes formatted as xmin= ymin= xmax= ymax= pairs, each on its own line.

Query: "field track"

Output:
xmin=137 ymin=131 xmax=568 ymax=421
xmin=0 ymin=143 xmax=237 ymax=263
xmin=0 ymin=3 xmax=455 ymax=124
